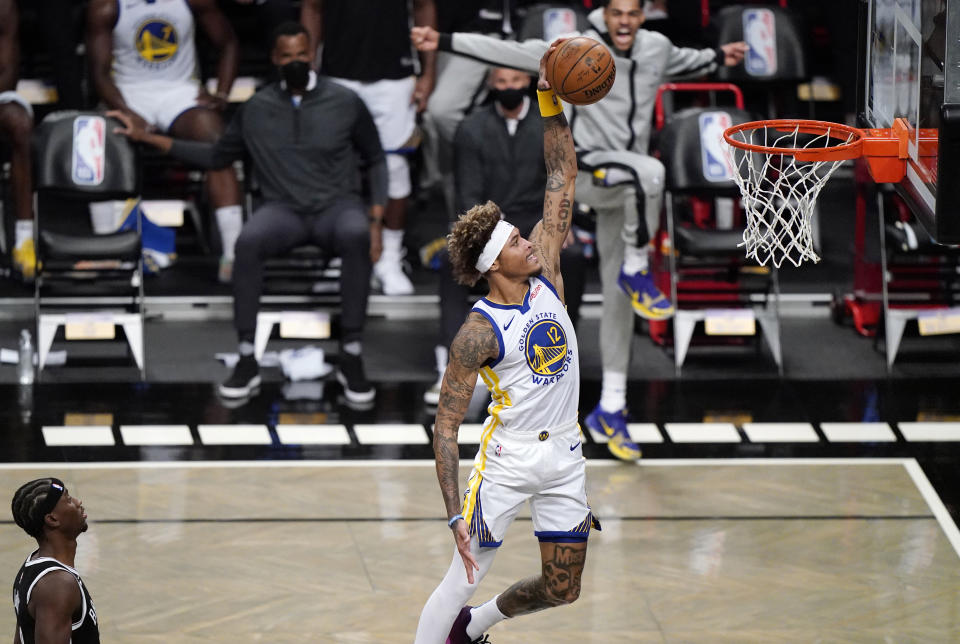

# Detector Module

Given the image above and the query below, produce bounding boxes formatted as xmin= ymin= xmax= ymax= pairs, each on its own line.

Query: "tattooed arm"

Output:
xmin=528 ymin=40 xmax=578 ymax=302
xmin=434 ymin=312 xmax=499 ymax=582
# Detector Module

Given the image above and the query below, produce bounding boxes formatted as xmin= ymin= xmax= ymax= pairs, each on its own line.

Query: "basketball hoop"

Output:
xmin=723 ymin=119 xmax=908 ymax=268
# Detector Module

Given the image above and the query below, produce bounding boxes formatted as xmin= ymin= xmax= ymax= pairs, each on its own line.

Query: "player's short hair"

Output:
xmin=270 ymin=20 xmax=310 ymax=49
xmin=448 ymin=201 xmax=504 ymax=286
xmin=11 ymin=478 xmax=64 ymax=540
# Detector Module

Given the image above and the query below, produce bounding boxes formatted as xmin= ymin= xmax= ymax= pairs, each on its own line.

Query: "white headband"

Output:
xmin=475 ymin=220 xmax=514 ymax=273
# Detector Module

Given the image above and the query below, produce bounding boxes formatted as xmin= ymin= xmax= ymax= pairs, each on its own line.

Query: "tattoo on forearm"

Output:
xmin=433 ymin=314 xmax=498 ymax=516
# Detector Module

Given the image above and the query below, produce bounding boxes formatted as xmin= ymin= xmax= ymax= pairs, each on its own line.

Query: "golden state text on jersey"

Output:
xmin=518 ymin=311 xmax=574 ymax=386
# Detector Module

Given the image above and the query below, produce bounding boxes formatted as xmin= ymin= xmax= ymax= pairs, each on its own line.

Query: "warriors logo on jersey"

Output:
xmin=520 ymin=313 xmax=574 ymax=386
xmin=135 ymin=19 xmax=179 ymax=65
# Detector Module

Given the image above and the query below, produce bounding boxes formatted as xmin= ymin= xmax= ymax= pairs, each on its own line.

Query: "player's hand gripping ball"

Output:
xmin=544 ymin=37 xmax=616 ymax=105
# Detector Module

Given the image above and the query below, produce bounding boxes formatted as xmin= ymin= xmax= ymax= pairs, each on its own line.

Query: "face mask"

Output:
xmin=490 ymin=87 xmax=526 ymax=110
xmin=279 ymin=61 xmax=310 ymax=91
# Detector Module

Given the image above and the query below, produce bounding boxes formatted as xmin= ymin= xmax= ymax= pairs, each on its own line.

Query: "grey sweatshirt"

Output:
xmin=440 ymin=8 xmax=723 ymax=155
xmin=170 ymin=77 xmax=387 ymax=214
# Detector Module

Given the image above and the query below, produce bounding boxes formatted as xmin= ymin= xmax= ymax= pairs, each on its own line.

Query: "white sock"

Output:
xmin=342 ymin=341 xmax=362 ymax=356
xmin=215 ymin=205 xmax=243 ymax=260
xmin=15 ymin=220 xmax=33 ymax=249
xmin=621 ymin=244 xmax=649 ymax=275
xmin=380 ymin=227 xmax=404 ymax=262
xmin=467 ymin=595 xmax=507 ymax=639
xmin=238 ymin=341 xmax=255 ymax=357
xmin=414 ymin=538 xmax=498 ymax=644
xmin=599 ymin=370 xmax=627 ymax=413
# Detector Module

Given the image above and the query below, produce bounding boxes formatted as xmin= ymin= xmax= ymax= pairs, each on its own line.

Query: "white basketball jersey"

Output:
xmin=471 ymin=276 xmax=580 ymax=437
xmin=112 ymin=0 xmax=198 ymax=85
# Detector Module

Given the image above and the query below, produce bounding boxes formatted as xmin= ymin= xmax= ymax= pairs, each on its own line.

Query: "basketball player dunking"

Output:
xmin=415 ymin=40 xmax=597 ymax=644
xmin=11 ymin=478 xmax=99 ymax=644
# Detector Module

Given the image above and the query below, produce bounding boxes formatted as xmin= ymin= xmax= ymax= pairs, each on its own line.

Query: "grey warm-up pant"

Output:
xmin=233 ymin=199 xmax=371 ymax=346
xmin=574 ymin=150 xmax=666 ymax=375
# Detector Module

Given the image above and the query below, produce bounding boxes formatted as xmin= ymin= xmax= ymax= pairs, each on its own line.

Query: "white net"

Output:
xmin=723 ymin=124 xmax=855 ymax=268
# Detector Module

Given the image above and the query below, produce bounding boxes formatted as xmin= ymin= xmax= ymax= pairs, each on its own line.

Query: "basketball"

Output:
xmin=545 ymin=37 xmax=617 ymax=106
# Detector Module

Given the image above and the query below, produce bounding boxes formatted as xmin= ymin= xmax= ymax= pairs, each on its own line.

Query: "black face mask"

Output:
xmin=279 ymin=61 xmax=310 ymax=91
xmin=490 ymin=87 xmax=526 ymax=110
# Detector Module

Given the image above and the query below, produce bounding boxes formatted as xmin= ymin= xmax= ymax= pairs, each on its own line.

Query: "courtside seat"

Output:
xmin=32 ymin=110 xmax=145 ymax=377
xmin=518 ymin=3 xmax=591 ymax=41
xmin=657 ymin=104 xmax=782 ymax=374
xmin=878 ymin=193 xmax=960 ymax=369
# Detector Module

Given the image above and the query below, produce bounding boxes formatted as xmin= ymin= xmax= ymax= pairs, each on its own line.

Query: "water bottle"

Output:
xmin=18 ymin=329 xmax=34 ymax=385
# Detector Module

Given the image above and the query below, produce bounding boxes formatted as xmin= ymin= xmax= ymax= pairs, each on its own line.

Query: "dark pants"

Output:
xmin=439 ymin=213 xmax=588 ymax=349
xmin=233 ymin=200 xmax=371 ymax=345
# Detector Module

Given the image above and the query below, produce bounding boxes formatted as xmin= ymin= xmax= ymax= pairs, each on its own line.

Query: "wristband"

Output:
xmin=537 ymin=89 xmax=563 ymax=117
xmin=448 ymin=514 xmax=464 ymax=528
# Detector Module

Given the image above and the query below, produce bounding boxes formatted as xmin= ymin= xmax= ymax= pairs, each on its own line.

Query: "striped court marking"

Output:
xmin=119 ymin=425 xmax=193 ymax=446
xmin=354 ymin=424 xmax=429 ymax=445
xmin=275 ymin=425 xmax=350 ymax=446
xmin=820 ymin=422 xmax=896 ymax=443
xmin=899 ymin=422 xmax=960 ymax=442
xmin=664 ymin=423 xmax=741 ymax=443
xmin=588 ymin=423 xmax=663 ymax=444
xmin=197 ymin=424 xmax=272 ymax=445
xmin=42 ymin=426 xmax=115 ymax=447
xmin=742 ymin=422 xmax=819 ymax=443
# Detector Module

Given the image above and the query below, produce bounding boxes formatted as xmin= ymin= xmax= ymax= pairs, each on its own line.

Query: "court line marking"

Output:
xmin=42 ymin=426 xmax=115 ymax=447
xmin=119 ymin=425 xmax=193 ymax=446
xmin=0 ymin=457 xmax=915 ymax=470
xmin=664 ymin=423 xmax=741 ymax=443
xmin=742 ymin=422 xmax=819 ymax=443
xmin=820 ymin=422 xmax=897 ymax=442
xmin=275 ymin=424 xmax=350 ymax=445
xmin=197 ymin=424 xmax=271 ymax=445
xmin=354 ymin=424 xmax=430 ymax=445
xmin=903 ymin=459 xmax=960 ymax=561
xmin=899 ymin=422 xmax=960 ymax=442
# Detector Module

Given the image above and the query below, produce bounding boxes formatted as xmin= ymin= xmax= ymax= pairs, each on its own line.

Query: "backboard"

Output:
xmin=861 ymin=0 xmax=960 ymax=245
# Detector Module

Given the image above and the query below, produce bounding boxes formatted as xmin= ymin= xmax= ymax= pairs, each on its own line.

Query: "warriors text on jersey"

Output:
xmin=112 ymin=0 xmax=199 ymax=85
xmin=471 ymin=275 xmax=580 ymax=437
xmin=12 ymin=552 xmax=100 ymax=644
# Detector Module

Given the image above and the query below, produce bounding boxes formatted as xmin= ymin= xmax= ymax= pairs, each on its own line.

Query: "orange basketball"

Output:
xmin=545 ymin=37 xmax=617 ymax=106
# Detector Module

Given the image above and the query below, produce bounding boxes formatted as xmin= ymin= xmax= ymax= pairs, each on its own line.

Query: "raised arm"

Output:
xmin=410 ymin=0 xmax=437 ymax=112
xmin=528 ymin=42 xmax=577 ymax=293
xmin=411 ymin=25 xmax=549 ymax=75
xmin=434 ymin=312 xmax=499 ymax=582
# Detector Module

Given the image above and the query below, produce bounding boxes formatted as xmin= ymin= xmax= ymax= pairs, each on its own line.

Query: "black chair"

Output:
xmin=32 ymin=110 xmax=145 ymax=377
xmin=657 ymin=102 xmax=783 ymax=373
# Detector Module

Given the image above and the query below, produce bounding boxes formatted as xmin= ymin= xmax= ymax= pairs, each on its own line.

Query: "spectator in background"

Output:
xmin=86 ymin=0 xmax=244 ymax=283
xmin=424 ymin=66 xmax=587 ymax=405
xmin=413 ymin=0 xmax=746 ymax=460
xmin=301 ymin=0 xmax=437 ymax=296
xmin=421 ymin=0 xmax=525 ymax=213
xmin=0 ymin=0 xmax=35 ymax=281
xmin=111 ymin=22 xmax=387 ymax=405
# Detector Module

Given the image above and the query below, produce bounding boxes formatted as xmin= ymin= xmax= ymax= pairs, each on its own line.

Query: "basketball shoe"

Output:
xmin=617 ymin=267 xmax=674 ymax=320
xmin=447 ymin=606 xmax=491 ymax=644
xmin=218 ymin=355 xmax=260 ymax=398
xmin=12 ymin=238 xmax=35 ymax=282
xmin=337 ymin=352 xmax=375 ymax=404
xmin=585 ymin=404 xmax=641 ymax=461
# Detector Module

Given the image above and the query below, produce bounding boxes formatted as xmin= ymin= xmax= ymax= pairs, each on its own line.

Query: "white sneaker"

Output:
xmin=373 ymin=256 xmax=414 ymax=295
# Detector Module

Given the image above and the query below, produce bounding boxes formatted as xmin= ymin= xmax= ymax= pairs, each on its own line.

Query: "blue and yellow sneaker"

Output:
xmin=617 ymin=267 xmax=674 ymax=320
xmin=585 ymin=404 xmax=641 ymax=461
xmin=12 ymin=238 xmax=36 ymax=282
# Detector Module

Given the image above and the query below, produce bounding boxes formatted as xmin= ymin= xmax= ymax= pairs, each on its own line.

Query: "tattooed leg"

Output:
xmin=495 ymin=540 xmax=588 ymax=617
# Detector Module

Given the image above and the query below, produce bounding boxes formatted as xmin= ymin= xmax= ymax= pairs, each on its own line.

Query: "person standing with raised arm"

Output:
xmin=415 ymin=40 xmax=597 ymax=644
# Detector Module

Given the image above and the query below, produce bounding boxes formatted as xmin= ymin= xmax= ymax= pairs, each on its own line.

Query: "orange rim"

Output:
xmin=723 ymin=119 xmax=867 ymax=162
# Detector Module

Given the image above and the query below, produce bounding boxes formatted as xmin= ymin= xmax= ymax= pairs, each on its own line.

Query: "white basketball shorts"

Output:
xmin=118 ymin=80 xmax=203 ymax=132
xmin=462 ymin=421 xmax=595 ymax=548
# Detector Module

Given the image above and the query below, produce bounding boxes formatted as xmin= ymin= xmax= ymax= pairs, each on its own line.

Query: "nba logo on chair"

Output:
xmin=743 ymin=8 xmax=777 ymax=76
xmin=72 ymin=116 xmax=105 ymax=186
